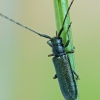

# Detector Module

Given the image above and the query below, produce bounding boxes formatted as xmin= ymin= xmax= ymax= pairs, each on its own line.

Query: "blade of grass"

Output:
xmin=53 ymin=0 xmax=79 ymax=100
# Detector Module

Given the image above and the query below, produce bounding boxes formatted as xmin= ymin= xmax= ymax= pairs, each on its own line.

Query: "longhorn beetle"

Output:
xmin=0 ymin=0 xmax=79 ymax=100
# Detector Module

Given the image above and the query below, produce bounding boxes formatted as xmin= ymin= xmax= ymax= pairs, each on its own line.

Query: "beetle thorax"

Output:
xmin=51 ymin=37 xmax=66 ymax=57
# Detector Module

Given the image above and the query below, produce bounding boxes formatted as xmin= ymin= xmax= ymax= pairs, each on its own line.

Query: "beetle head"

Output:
xmin=51 ymin=37 xmax=62 ymax=45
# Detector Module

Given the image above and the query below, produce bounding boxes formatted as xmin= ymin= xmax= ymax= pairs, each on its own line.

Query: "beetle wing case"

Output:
xmin=53 ymin=55 xmax=77 ymax=100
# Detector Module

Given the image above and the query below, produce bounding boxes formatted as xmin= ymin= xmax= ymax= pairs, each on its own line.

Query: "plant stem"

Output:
xmin=53 ymin=0 xmax=79 ymax=100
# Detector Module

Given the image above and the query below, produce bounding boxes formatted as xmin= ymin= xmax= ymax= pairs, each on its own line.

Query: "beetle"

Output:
xmin=0 ymin=0 xmax=79 ymax=99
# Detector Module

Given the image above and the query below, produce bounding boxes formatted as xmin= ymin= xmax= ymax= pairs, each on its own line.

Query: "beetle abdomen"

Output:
xmin=53 ymin=55 xmax=77 ymax=100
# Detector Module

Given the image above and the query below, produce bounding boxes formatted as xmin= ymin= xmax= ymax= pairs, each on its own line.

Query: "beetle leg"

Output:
xmin=64 ymin=40 xmax=70 ymax=48
xmin=64 ymin=22 xmax=73 ymax=48
xmin=53 ymin=74 xmax=57 ymax=79
xmin=48 ymin=54 xmax=54 ymax=57
xmin=58 ymin=27 xmax=64 ymax=37
xmin=66 ymin=46 xmax=75 ymax=53
xmin=66 ymin=50 xmax=74 ymax=53
xmin=47 ymin=40 xmax=52 ymax=47
xmin=72 ymin=70 xmax=80 ymax=80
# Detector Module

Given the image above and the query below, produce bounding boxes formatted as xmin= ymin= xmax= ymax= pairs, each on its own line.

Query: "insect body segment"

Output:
xmin=53 ymin=55 xmax=77 ymax=100
xmin=0 ymin=0 xmax=79 ymax=100
xmin=51 ymin=37 xmax=66 ymax=57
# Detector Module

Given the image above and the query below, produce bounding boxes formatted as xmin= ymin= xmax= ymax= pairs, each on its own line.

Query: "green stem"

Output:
xmin=53 ymin=0 xmax=79 ymax=100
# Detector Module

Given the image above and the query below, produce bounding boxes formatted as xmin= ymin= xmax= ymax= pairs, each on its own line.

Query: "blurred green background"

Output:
xmin=0 ymin=0 xmax=100 ymax=100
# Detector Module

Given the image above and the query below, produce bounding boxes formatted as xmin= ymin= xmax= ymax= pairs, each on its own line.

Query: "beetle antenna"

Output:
xmin=0 ymin=13 xmax=51 ymax=39
xmin=62 ymin=0 xmax=74 ymax=27
xmin=58 ymin=0 xmax=74 ymax=37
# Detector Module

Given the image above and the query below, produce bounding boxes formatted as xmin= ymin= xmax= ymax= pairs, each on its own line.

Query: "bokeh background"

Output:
xmin=0 ymin=0 xmax=100 ymax=100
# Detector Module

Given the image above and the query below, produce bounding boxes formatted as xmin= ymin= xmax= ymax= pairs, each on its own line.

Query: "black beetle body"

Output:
xmin=47 ymin=35 xmax=78 ymax=100
xmin=53 ymin=55 xmax=77 ymax=100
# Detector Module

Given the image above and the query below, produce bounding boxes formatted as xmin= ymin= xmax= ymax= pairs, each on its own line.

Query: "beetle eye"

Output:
xmin=47 ymin=40 xmax=51 ymax=43
xmin=47 ymin=40 xmax=52 ymax=47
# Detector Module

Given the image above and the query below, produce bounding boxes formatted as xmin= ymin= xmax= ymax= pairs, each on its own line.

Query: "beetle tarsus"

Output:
xmin=72 ymin=70 xmax=80 ymax=80
xmin=76 ymin=76 xmax=80 ymax=80
xmin=53 ymin=74 xmax=57 ymax=79
xmin=66 ymin=46 xmax=75 ymax=53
